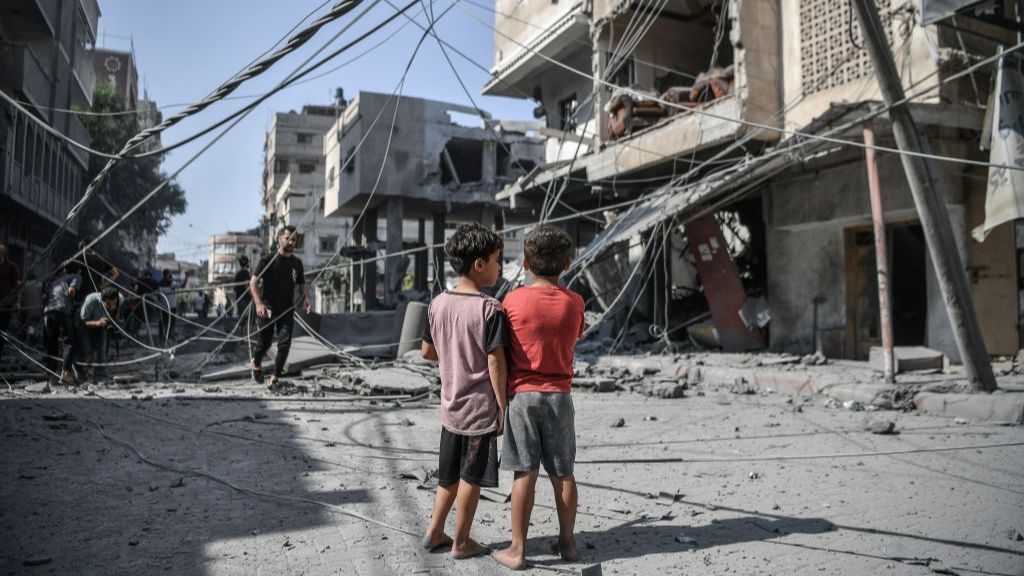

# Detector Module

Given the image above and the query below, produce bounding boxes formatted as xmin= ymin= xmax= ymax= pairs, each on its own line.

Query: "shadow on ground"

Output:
xmin=0 ymin=394 xmax=367 ymax=574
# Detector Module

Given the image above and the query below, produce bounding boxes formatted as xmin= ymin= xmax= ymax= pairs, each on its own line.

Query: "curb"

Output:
xmin=913 ymin=391 xmax=1024 ymax=424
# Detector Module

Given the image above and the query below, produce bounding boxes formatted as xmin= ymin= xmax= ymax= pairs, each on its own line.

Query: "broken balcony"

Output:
xmin=588 ymin=0 xmax=781 ymax=182
xmin=481 ymin=0 xmax=590 ymax=99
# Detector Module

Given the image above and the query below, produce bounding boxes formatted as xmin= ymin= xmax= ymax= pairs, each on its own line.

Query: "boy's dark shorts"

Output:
xmin=438 ymin=427 xmax=499 ymax=487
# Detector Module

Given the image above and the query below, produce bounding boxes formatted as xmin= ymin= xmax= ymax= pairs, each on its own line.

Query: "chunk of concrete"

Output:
xmin=274 ymin=336 xmax=339 ymax=373
xmin=649 ymin=381 xmax=686 ymax=399
xmin=865 ymin=418 xmax=897 ymax=434
xmin=913 ymin=392 xmax=1024 ymax=424
xmin=351 ymin=367 xmax=433 ymax=395
xmin=24 ymin=382 xmax=51 ymax=394
xmin=575 ymin=377 xmax=618 ymax=392
xmin=870 ymin=346 xmax=945 ymax=374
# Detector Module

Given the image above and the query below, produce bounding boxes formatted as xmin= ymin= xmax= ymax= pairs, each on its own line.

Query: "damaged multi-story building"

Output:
xmin=0 ymin=0 xmax=100 ymax=274
xmin=483 ymin=0 xmax=1021 ymax=363
xmin=262 ymin=102 xmax=352 ymax=309
xmin=323 ymin=91 xmax=544 ymax=309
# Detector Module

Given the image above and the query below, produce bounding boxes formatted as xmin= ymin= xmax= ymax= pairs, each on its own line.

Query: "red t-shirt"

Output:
xmin=504 ymin=285 xmax=585 ymax=395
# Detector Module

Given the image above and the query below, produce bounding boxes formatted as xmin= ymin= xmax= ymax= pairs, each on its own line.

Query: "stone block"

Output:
xmin=870 ymin=346 xmax=944 ymax=373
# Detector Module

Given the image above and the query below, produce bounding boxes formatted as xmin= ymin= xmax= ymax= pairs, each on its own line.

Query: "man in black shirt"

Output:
xmin=233 ymin=255 xmax=251 ymax=319
xmin=249 ymin=226 xmax=311 ymax=387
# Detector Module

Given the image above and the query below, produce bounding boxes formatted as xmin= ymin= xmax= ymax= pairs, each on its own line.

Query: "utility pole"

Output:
xmin=863 ymin=122 xmax=895 ymax=384
xmin=851 ymin=0 xmax=997 ymax=392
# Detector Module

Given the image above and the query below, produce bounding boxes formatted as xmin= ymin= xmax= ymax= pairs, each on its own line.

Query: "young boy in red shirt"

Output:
xmin=421 ymin=223 xmax=508 ymax=559
xmin=492 ymin=225 xmax=585 ymax=570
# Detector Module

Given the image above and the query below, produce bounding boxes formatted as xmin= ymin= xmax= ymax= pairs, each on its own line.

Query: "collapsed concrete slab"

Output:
xmin=201 ymin=336 xmax=347 ymax=381
xmin=274 ymin=336 xmax=343 ymax=373
xmin=348 ymin=367 xmax=434 ymax=395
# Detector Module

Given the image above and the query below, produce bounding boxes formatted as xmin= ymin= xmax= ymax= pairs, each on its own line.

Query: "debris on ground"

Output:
xmin=801 ymin=352 xmax=828 ymax=366
xmin=842 ymin=400 xmax=865 ymax=411
xmin=675 ymin=534 xmax=699 ymax=546
xmin=398 ymin=467 xmax=437 ymax=490
xmin=24 ymin=382 xmax=51 ymax=394
xmin=610 ymin=418 xmax=626 ymax=428
xmin=865 ymin=418 xmax=897 ymax=435
xmin=729 ymin=377 xmax=757 ymax=395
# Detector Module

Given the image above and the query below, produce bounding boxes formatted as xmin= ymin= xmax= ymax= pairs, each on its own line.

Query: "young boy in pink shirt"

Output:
xmin=421 ymin=223 xmax=508 ymax=559
xmin=493 ymin=225 xmax=585 ymax=570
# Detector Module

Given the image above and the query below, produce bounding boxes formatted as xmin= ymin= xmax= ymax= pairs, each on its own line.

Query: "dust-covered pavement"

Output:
xmin=2 ymin=377 xmax=1023 ymax=576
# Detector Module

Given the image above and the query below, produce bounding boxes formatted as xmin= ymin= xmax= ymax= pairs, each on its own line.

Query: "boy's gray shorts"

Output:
xmin=500 ymin=392 xmax=576 ymax=477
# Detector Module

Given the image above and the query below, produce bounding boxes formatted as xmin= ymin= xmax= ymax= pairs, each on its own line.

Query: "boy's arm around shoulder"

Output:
xmin=421 ymin=303 xmax=438 ymax=361
xmin=421 ymin=340 xmax=438 ymax=361
xmin=485 ymin=301 xmax=509 ymax=436
xmin=487 ymin=346 xmax=507 ymax=436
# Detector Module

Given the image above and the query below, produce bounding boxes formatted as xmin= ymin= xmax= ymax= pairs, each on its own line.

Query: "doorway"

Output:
xmin=844 ymin=223 xmax=927 ymax=360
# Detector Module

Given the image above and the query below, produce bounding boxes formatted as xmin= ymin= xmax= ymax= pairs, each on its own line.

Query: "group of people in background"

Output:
xmin=0 ymin=228 xmax=301 ymax=387
xmin=0 ymin=236 xmax=223 ymax=385
xmin=38 ymin=256 xmax=123 ymax=385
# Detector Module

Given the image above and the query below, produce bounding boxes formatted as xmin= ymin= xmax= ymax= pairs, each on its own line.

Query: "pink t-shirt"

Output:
xmin=424 ymin=292 xmax=507 ymax=435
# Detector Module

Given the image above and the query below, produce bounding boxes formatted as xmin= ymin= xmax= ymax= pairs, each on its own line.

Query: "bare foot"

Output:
xmin=554 ymin=538 xmax=580 ymax=562
xmin=421 ymin=531 xmax=453 ymax=551
xmin=491 ymin=547 xmax=527 ymax=570
xmin=451 ymin=538 xmax=488 ymax=559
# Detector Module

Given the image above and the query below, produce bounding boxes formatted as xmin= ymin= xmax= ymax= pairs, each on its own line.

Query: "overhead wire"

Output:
xmin=0 ymin=0 xmax=389 ymax=309
xmin=0 ymin=1 xmax=441 ymax=368
xmin=9 ymin=2 xmax=1015 ymax=362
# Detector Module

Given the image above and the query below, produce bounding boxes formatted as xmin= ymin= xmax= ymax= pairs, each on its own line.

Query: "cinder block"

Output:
xmin=869 ymin=346 xmax=944 ymax=373
xmin=913 ymin=392 xmax=1024 ymax=424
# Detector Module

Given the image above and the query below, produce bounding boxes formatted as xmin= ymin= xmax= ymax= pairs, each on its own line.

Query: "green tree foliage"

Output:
xmin=77 ymin=83 xmax=186 ymax=266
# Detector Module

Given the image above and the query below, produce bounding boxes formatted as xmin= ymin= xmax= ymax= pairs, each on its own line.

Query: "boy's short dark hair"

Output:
xmin=100 ymin=286 xmax=120 ymax=303
xmin=277 ymin=225 xmax=297 ymax=237
xmin=524 ymin=225 xmax=573 ymax=277
xmin=445 ymin=223 xmax=504 ymax=276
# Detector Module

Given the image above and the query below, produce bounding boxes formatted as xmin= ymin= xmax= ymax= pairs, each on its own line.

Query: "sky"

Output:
xmin=96 ymin=0 xmax=534 ymax=263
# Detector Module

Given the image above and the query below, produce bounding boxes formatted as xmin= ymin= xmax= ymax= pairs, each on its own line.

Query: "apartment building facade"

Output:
xmin=0 ymin=0 xmax=100 ymax=273
xmin=208 ymin=232 xmax=262 ymax=285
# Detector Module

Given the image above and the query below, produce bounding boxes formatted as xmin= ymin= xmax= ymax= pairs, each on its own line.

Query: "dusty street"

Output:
xmin=2 ymin=373 xmax=1023 ymax=576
